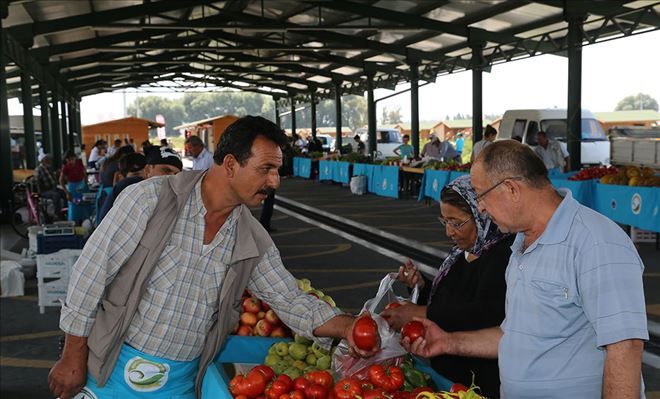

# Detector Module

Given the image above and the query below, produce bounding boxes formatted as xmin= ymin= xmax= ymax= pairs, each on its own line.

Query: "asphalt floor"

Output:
xmin=1 ymin=176 xmax=659 ymax=398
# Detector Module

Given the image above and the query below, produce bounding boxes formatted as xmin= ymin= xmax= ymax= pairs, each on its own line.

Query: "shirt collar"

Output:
xmin=538 ymin=188 xmax=579 ymax=245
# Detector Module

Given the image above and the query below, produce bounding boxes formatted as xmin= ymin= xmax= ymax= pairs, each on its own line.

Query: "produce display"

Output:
xmin=567 ymin=166 xmax=617 ymax=181
xmin=296 ymin=278 xmax=338 ymax=309
xmin=263 ymin=335 xmax=334 ymax=379
xmin=420 ymin=160 xmax=471 ymax=172
xmin=338 ymin=153 xmax=371 ymax=164
xmin=598 ymin=166 xmax=659 ymax=186
xmin=233 ymin=291 xmax=293 ymax=338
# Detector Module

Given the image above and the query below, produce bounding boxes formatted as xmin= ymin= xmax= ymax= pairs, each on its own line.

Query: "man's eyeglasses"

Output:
xmin=438 ymin=216 xmax=472 ymax=230
xmin=475 ymin=176 xmax=523 ymax=203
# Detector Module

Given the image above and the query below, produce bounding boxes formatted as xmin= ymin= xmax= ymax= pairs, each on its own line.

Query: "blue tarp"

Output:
xmin=293 ymin=157 xmax=312 ymax=178
xmin=319 ymin=160 xmax=334 ymax=181
xmin=419 ymin=170 xmax=451 ymax=202
xmin=550 ymin=178 xmax=595 ymax=208
xmin=333 ymin=161 xmax=351 ymax=184
xmin=593 ymin=183 xmax=660 ymax=232
xmin=372 ymin=165 xmax=400 ymax=198
xmin=353 ymin=163 xmax=377 ymax=192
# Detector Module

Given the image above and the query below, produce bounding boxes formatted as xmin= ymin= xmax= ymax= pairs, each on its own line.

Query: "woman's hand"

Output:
xmin=381 ymin=303 xmax=426 ymax=331
xmin=396 ymin=259 xmax=425 ymax=289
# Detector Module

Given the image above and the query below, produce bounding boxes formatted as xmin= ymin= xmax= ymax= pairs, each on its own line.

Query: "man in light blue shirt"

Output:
xmin=185 ymin=135 xmax=214 ymax=170
xmin=403 ymin=140 xmax=647 ymax=398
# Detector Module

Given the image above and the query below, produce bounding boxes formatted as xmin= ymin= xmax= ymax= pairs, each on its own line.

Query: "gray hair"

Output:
xmin=476 ymin=140 xmax=550 ymax=189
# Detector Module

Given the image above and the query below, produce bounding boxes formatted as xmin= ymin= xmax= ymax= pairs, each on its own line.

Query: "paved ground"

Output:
xmin=1 ymin=177 xmax=658 ymax=397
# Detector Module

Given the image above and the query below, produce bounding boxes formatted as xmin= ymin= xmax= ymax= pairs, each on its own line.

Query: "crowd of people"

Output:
xmin=43 ymin=117 xmax=645 ymax=399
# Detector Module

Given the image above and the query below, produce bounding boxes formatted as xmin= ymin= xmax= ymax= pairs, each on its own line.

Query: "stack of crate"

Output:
xmin=36 ymin=249 xmax=82 ymax=314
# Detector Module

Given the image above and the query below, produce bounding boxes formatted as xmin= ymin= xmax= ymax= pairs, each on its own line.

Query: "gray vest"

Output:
xmin=86 ymin=170 xmax=274 ymax=397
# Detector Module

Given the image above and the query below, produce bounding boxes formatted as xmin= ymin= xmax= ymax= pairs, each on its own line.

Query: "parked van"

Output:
xmin=354 ymin=128 xmax=403 ymax=158
xmin=499 ymin=109 xmax=610 ymax=165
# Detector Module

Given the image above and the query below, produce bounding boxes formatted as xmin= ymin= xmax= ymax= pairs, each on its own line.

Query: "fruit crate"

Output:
xmin=201 ymin=336 xmax=453 ymax=399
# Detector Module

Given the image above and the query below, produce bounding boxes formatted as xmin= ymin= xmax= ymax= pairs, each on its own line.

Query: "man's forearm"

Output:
xmin=603 ymin=339 xmax=643 ymax=399
xmin=313 ymin=314 xmax=354 ymax=339
xmin=62 ymin=334 xmax=89 ymax=360
xmin=448 ymin=326 xmax=502 ymax=359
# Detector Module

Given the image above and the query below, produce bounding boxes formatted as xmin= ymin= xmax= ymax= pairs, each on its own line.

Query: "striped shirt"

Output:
xmin=499 ymin=189 xmax=648 ymax=398
xmin=60 ymin=176 xmax=341 ymax=361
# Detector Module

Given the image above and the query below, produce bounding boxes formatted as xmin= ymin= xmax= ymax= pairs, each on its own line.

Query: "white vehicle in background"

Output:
xmin=316 ymin=134 xmax=336 ymax=152
xmin=499 ymin=109 xmax=610 ymax=165
xmin=354 ymin=128 xmax=403 ymax=159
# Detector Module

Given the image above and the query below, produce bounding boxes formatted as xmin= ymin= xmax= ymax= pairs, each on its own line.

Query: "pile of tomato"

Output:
xmin=568 ymin=166 xmax=617 ymax=181
xmin=229 ymin=365 xmax=439 ymax=399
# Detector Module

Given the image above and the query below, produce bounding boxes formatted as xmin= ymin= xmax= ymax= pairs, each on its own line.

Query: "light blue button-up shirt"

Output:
xmin=499 ymin=190 xmax=648 ymax=398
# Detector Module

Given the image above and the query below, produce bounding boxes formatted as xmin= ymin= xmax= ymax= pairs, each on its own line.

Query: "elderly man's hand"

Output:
xmin=344 ymin=313 xmax=381 ymax=358
xmin=400 ymin=317 xmax=451 ymax=359
xmin=48 ymin=354 xmax=87 ymax=399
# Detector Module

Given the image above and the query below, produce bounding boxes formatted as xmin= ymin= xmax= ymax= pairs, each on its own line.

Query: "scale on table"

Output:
xmin=42 ymin=221 xmax=76 ymax=236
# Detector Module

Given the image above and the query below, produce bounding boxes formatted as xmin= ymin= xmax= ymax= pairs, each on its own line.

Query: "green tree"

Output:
xmin=388 ymin=107 xmax=403 ymax=124
xmin=615 ymin=93 xmax=658 ymax=111
xmin=127 ymin=96 xmax=185 ymax=137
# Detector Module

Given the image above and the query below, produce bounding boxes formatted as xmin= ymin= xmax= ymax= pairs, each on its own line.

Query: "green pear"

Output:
xmin=316 ymin=355 xmax=332 ymax=370
xmin=305 ymin=353 xmax=317 ymax=366
xmin=294 ymin=334 xmax=313 ymax=346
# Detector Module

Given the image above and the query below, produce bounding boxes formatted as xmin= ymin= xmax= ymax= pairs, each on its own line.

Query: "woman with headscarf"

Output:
xmin=381 ymin=175 xmax=513 ymax=398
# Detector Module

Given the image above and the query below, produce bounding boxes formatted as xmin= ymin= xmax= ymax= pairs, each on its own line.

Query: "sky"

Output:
xmin=7 ymin=30 xmax=660 ymax=125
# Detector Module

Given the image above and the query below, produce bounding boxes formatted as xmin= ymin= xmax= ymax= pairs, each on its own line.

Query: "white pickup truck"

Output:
xmin=354 ymin=128 xmax=403 ymax=159
xmin=498 ymin=109 xmax=610 ymax=165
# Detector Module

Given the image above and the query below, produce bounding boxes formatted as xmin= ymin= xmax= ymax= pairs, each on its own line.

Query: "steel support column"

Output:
xmin=367 ymin=73 xmax=376 ymax=156
xmin=409 ymin=62 xmax=420 ymax=157
xmin=68 ymin=99 xmax=76 ymax=148
xmin=0 ymin=19 xmax=13 ymax=215
xmin=471 ymin=45 xmax=484 ymax=144
xmin=290 ymin=98 xmax=296 ymax=136
xmin=75 ymin=100 xmax=82 ymax=141
xmin=20 ymin=71 xmax=36 ymax=169
xmin=51 ymin=96 xmax=62 ymax=168
xmin=60 ymin=99 xmax=69 ymax=151
xmin=566 ymin=16 xmax=584 ymax=171
xmin=274 ymin=98 xmax=280 ymax=128
xmin=310 ymin=91 xmax=317 ymax=140
xmin=39 ymin=85 xmax=52 ymax=155
xmin=334 ymin=80 xmax=342 ymax=153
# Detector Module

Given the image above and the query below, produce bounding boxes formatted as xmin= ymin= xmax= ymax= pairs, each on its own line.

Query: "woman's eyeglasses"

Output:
xmin=438 ymin=216 xmax=472 ymax=230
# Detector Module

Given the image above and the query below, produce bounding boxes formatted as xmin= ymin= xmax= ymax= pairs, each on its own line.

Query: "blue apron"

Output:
xmin=75 ymin=344 xmax=199 ymax=399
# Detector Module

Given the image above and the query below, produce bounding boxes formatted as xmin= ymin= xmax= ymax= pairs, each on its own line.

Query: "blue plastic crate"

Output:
xmin=201 ymin=336 xmax=453 ymax=399
xmin=37 ymin=234 xmax=84 ymax=254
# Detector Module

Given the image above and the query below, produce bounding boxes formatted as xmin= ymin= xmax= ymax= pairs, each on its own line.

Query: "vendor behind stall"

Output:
xmin=49 ymin=116 xmax=379 ymax=399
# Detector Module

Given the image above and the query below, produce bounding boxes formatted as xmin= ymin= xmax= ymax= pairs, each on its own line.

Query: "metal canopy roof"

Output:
xmin=2 ymin=0 xmax=659 ymax=105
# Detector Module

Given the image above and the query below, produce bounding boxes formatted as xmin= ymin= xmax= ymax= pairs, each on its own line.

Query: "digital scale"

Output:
xmin=42 ymin=222 xmax=76 ymax=236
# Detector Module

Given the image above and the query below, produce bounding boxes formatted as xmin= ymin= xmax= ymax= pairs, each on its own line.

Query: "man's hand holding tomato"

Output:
xmin=312 ymin=314 xmax=380 ymax=358
xmin=345 ymin=313 xmax=381 ymax=358
xmin=380 ymin=302 xmax=426 ymax=331
xmin=400 ymin=317 xmax=452 ymax=358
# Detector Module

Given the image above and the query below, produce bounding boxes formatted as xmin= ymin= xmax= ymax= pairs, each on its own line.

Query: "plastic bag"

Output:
xmin=350 ymin=175 xmax=367 ymax=195
xmin=332 ymin=273 xmax=419 ymax=379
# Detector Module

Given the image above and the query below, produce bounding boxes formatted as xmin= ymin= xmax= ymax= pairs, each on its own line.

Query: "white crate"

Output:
xmin=36 ymin=250 xmax=82 ymax=279
xmin=38 ymin=278 xmax=69 ymax=312
xmin=631 ymin=227 xmax=657 ymax=243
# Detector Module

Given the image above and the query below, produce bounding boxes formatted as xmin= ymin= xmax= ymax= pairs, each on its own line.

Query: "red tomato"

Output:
xmin=276 ymin=374 xmax=294 ymax=391
xmin=293 ymin=377 xmax=312 ymax=393
xmin=230 ymin=373 xmax=267 ymax=398
xmin=384 ymin=302 xmax=402 ymax=310
xmin=400 ymin=321 xmax=424 ymax=343
xmin=305 ymin=383 xmax=328 ymax=399
xmin=352 ymin=316 xmax=378 ymax=350
xmin=361 ymin=389 xmax=388 ymax=399
xmin=266 ymin=378 xmax=293 ymax=399
xmin=450 ymin=383 xmax=469 ymax=393
xmin=367 ymin=365 xmax=405 ymax=392
xmin=305 ymin=371 xmax=333 ymax=390
xmin=251 ymin=365 xmax=275 ymax=383
xmin=333 ymin=378 xmax=362 ymax=399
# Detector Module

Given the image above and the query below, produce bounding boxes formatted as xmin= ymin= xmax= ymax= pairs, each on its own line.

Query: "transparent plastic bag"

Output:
xmin=331 ymin=273 xmax=419 ymax=379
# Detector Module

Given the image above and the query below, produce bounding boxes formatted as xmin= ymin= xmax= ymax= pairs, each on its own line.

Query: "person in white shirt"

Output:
xmin=471 ymin=124 xmax=497 ymax=162
xmin=106 ymin=139 xmax=122 ymax=157
xmin=534 ymin=131 xmax=569 ymax=175
xmin=87 ymin=140 xmax=106 ymax=169
xmin=185 ymin=135 xmax=213 ymax=170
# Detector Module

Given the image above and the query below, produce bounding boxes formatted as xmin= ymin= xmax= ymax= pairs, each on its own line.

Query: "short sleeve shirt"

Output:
xmin=62 ymin=160 xmax=85 ymax=183
xmin=499 ymin=190 xmax=648 ymax=398
xmin=192 ymin=148 xmax=214 ymax=171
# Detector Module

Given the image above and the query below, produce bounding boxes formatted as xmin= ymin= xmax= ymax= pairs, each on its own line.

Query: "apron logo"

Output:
xmin=432 ymin=178 xmax=438 ymax=192
xmin=631 ymin=193 xmax=642 ymax=215
xmin=73 ymin=387 xmax=98 ymax=399
xmin=382 ymin=178 xmax=388 ymax=190
xmin=124 ymin=356 xmax=170 ymax=392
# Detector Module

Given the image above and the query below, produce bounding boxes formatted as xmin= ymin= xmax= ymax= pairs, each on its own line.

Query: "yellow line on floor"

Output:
xmin=282 ymin=244 xmax=352 ymax=260
xmin=0 ymin=330 xmax=63 ymax=343
xmin=289 ymin=268 xmax=395 ymax=273
xmin=270 ymin=227 xmax=319 ymax=237
xmin=0 ymin=357 xmax=55 ymax=369
xmin=645 ymin=392 xmax=660 ymax=399
xmin=643 ymin=273 xmax=660 ymax=277
xmin=5 ymin=295 xmax=38 ymax=302
xmin=323 ymin=280 xmax=382 ymax=293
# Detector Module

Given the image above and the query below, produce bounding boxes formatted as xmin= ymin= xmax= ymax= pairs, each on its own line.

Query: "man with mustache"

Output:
xmin=49 ymin=116 xmax=378 ymax=399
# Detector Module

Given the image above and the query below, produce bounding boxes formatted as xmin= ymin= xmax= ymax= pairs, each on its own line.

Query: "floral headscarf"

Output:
xmin=428 ymin=175 xmax=509 ymax=303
